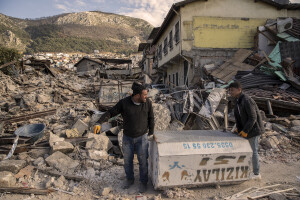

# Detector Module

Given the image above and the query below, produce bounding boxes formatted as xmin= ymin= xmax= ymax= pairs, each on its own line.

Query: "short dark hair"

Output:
xmin=132 ymin=82 xmax=146 ymax=95
xmin=228 ymin=81 xmax=242 ymax=89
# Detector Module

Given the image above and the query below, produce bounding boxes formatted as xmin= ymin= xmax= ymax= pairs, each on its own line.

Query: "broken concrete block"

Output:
xmin=69 ymin=109 xmax=77 ymax=118
xmin=72 ymin=119 xmax=88 ymax=136
xmin=0 ymin=171 xmax=16 ymax=187
xmin=66 ymin=128 xmax=80 ymax=138
xmin=272 ymin=123 xmax=288 ymax=133
xmin=85 ymin=167 xmax=95 ymax=179
xmin=99 ymin=187 xmax=112 ymax=196
xmin=49 ymin=132 xmax=64 ymax=147
xmin=53 ymin=175 xmax=67 ymax=190
xmin=33 ymin=157 xmax=45 ymax=167
xmin=29 ymin=149 xmax=50 ymax=159
xmin=45 ymin=151 xmax=79 ymax=173
xmin=86 ymin=132 xmax=113 ymax=152
xmin=291 ymin=120 xmax=300 ymax=127
xmin=291 ymin=126 xmax=300 ymax=132
xmin=6 ymin=83 xmax=16 ymax=92
xmin=45 ymin=177 xmax=55 ymax=188
xmin=0 ymin=160 xmax=27 ymax=173
xmin=152 ymin=103 xmax=171 ymax=131
xmin=52 ymin=141 xmax=74 ymax=154
xmin=37 ymin=94 xmax=51 ymax=103
xmin=265 ymin=122 xmax=273 ymax=131
xmin=88 ymin=150 xmax=109 ymax=160
xmin=49 ymin=132 xmax=73 ymax=153
xmin=260 ymin=136 xmax=280 ymax=150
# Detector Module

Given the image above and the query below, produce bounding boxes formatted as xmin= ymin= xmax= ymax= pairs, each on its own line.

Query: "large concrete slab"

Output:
xmin=149 ymin=130 xmax=253 ymax=189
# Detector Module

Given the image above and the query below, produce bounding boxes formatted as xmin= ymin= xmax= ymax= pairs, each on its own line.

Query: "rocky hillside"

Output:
xmin=0 ymin=11 xmax=153 ymax=54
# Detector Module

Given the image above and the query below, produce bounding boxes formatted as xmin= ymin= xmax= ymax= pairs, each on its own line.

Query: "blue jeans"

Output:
xmin=248 ymin=136 xmax=260 ymax=175
xmin=122 ymin=134 xmax=149 ymax=183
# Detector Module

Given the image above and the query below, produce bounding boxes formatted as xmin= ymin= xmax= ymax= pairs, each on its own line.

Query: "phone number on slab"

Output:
xmin=183 ymin=142 xmax=233 ymax=149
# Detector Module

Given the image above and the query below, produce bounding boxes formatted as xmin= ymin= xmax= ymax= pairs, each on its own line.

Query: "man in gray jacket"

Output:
xmin=228 ymin=81 xmax=265 ymax=180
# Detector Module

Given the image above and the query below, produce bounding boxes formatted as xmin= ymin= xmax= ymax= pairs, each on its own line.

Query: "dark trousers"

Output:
xmin=122 ymin=134 xmax=149 ymax=183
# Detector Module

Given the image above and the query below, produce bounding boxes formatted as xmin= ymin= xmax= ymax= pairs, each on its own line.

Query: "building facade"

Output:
xmin=143 ymin=0 xmax=300 ymax=88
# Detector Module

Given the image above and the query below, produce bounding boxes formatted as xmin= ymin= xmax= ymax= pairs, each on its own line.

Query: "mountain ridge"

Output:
xmin=0 ymin=11 xmax=153 ymax=54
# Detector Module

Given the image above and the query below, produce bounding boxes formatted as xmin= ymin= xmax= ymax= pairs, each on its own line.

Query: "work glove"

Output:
xmin=148 ymin=135 xmax=154 ymax=141
xmin=93 ymin=125 xmax=101 ymax=134
xmin=232 ymin=128 xmax=238 ymax=135
xmin=239 ymin=130 xmax=248 ymax=138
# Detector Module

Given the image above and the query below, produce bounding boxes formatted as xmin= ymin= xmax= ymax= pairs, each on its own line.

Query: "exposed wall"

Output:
xmin=193 ymin=17 xmax=266 ymax=48
xmin=180 ymin=0 xmax=300 ymax=51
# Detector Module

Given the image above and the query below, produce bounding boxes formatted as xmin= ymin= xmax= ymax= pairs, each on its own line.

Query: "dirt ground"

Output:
xmin=1 ymin=154 xmax=299 ymax=200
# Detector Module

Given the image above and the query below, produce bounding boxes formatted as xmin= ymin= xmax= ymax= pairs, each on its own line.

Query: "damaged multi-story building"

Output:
xmin=139 ymin=0 xmax=300 ymax=87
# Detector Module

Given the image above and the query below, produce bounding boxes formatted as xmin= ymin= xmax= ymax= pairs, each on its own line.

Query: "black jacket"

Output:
xmin=98 ymin=96 xmax=154 ymax=138
xmin=234 ymin=93 xmax=265 ymax=138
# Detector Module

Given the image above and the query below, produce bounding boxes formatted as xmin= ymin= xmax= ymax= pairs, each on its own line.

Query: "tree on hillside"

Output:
xmin=0 ymin=46 xmax=21 ymax=66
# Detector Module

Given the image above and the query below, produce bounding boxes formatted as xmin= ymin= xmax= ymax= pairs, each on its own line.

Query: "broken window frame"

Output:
xmin=163 ymin=37 xmax=168 ymax=55
xmin=175 ymin=22 xmax=180 ymax=44
xmin=158 ymin=44 xmax=162 ymax=60
xmin=173 ymin=73 xmax=175 ymax=86
xmin=176 ymin=72 xmax=179 ymax=86
xmin=169 ymin=30 xmax=173 ymax=50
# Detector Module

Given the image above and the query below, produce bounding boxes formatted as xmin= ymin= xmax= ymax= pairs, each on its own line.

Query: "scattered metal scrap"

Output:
xmin=1 ymin=109 xmax=56 ymax=124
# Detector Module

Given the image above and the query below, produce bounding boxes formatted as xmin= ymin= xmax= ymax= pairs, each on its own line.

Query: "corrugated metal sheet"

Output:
xmin=235 ymin=71 xmax=283 ymax=89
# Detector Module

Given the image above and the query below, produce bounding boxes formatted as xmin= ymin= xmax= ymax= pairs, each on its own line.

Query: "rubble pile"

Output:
xmin=0 ymin=58 xmax=130 ymax=198
xmin=152 ymin=103 xmax=171 ymax=131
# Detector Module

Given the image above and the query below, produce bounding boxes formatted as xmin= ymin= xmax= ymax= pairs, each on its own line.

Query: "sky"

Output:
xmin=0 ymin=0 xmax=182 ymax=26
xmin=0 ymin=0 xmax=299 ymax=27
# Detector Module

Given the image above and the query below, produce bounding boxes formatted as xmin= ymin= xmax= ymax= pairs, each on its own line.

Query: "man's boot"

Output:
xmin=123 ymin=179 xmax=134 ymax=189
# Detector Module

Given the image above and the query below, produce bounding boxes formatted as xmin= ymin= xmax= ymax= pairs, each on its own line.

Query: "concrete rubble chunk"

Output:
xmin=85 ymin=167 xmax=96 ymax=178
xmin=49 ymin=132 xmax=74 ymax=153
xmin=33 ymin=157 xmax=45 ymax=167
xmin=152 ymin=103 xmax=171 ymax=131
xmin=0 ymin=171 xmax=16 ymax=187
xmin=88 ymin=150 xmax=109 ymax=160
xmin=72 ymin=119 xmax=88 ymax=136
xmin=29 ymin=149 xmax=50 ymax=159
xmin=0 ymin=160 xmax=27 ymax=173
xmin=260 ymin=136 xmax=280 ymax=150
xmin=86 ymin=132 xmax=113 ymax=152
xmin=66 ymin=128 xmax=80 ymax=138
xmin=291 ymin=126 xmax=300 ymax=132
xmin=99 ymin=187 xmax=112 ymax=196
xmin=272 ymin=123 xmax=288 ymax=133
xmin=49 ymin=132 xmax=64 ymax=147
xmin=37 ymin=94 xmax=51 ymax=103
xmin=52 ymin=141 xmax=74 ymax=154
xmin=45 ymin=151 xmax=79 ymax=173
xmin=53 ymin=175 xmax=67 ymax=190
xmin=291 ymin=120 xmax=300 ymax=127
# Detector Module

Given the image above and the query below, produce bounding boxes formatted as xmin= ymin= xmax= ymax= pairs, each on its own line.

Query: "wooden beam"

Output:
xmin=0 ymin=187 xmax=55 ymax=195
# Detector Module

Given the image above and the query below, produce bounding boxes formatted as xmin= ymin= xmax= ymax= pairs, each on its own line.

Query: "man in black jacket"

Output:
xmin=94 ymin=82 xmax=154 ymax=193
xmin=228 ymin=81 xmax=264 ymax=180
